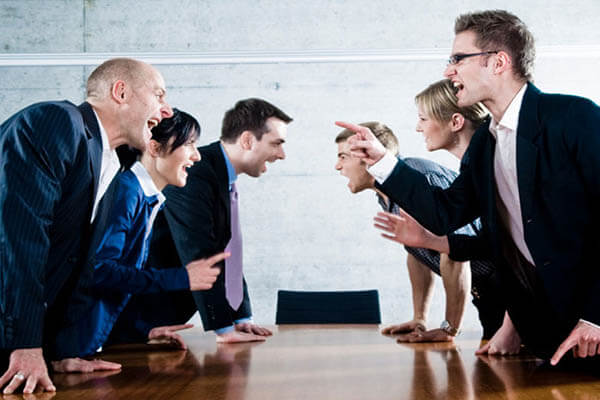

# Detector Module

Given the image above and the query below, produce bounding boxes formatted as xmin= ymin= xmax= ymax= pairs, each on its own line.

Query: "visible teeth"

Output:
xmin=148 ymin=119 xmax=158 ymax=129
xmin=452 ymin=82 xmax=463 ymax=94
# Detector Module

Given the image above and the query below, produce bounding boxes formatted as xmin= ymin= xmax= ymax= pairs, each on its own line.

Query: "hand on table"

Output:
xmin=397 ymin=328 xmax=455 ymax=343
xmin=0 ymin=348 xmax=55 ymax=394
xmin=476 ymin=313 xmax=521 ymax=356
xmin=381 ymin=319 xmax=426 ymax=335
xmin=235 ymin=323 xmax=272 ymax=337
xmin=186 ymin=252 xmax=228 ymax=291
xmin=334 ymin=121 xmax=387 ymax=166
xmin=147 ymin=323 xmax=194 ymax=349
xmin=216 ymin=324 xmax=272 ymax=344
xmin=51 ymin=358 xmax=121 ymax=373
xmin=551 ymin=320 xmax=600 ymax=366
xmin=216 ymin=331 xmax=267 ymax=344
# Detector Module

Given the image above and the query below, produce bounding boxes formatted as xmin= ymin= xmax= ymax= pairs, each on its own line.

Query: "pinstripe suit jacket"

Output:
xmin=0 ymin=101 xmax=102 ymax=350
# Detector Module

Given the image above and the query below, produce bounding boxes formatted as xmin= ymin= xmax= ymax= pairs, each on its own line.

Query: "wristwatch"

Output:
xmin=440 ymin=320 xmax=460 ymax=336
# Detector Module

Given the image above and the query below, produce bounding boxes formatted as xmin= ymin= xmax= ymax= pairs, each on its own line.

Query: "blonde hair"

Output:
xmin=415 ymin=79 xmax=488 ymax=128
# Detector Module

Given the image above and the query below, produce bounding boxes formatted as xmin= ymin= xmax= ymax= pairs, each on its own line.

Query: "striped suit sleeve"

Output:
xmin=0 ymin=104 xmax=81 ymax=348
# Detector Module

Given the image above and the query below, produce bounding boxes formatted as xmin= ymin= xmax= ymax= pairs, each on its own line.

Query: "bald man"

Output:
xmin=0 ymin=58 xmax=173 ymax=394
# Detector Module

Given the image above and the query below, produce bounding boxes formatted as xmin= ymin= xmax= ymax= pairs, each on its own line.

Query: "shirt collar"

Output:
xmin=219 ymin=142 xmax=237 ymax=189
xmin=131 ymin=161 xmax=166 ymax=205
xmin=92 ymin=109 xmax=111 ymax=154
xmin=489 ymin=83 xmax=527 ymax=139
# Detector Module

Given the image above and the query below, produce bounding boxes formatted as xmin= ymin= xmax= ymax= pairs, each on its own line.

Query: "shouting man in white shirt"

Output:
xmin=338 ymin=9 xmax=600 ymax=368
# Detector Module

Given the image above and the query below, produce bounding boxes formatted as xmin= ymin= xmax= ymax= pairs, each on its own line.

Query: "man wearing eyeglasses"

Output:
xmin=338 ymin=9 xmax=600 ymax=367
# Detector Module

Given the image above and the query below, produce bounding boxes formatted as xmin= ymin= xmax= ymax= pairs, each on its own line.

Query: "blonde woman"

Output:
xmin=375 ymin=80 xmax=507 ymax=349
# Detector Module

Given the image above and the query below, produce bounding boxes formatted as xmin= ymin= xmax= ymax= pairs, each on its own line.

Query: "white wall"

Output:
xmin=2 ymin=0 xmax=600 ymax=335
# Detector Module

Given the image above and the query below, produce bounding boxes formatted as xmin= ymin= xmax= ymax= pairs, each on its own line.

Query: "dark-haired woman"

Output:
xmin=52 ymin=109 xmax=227 ymax=361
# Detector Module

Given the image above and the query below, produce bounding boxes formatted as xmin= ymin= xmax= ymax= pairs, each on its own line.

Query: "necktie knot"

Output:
xmin=230 ymin=183 xmax=238 ymax=200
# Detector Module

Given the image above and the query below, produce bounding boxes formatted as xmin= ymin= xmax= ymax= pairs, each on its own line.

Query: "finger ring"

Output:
xmin=14 ymin=372 xmax=25 ymax=380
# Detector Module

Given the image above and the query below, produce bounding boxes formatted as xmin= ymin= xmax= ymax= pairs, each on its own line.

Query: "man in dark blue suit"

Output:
xmin=0 ymin=58 xmax=173 ymax=394
xmin=338 ymin=10 xmax=600 ymax=366
xmin=111 ymin=98 xmax=292 ymax=344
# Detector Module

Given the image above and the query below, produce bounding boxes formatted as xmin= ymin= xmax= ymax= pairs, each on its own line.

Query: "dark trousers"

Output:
xmin=405 ymin=246 xmax=504 ymax=340
xmin=471 ymin=275 xmax=505 ymax=340
xmin=498 ymin=224 xmax=575 ymax=360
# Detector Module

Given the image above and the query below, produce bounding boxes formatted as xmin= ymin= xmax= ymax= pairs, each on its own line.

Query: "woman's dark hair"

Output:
xmin=151 ymin=108 xmax=201 ymax=153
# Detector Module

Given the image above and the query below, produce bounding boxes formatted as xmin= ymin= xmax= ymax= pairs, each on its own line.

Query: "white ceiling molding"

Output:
xmin=0 ymin=46 xmax=599 ymax=67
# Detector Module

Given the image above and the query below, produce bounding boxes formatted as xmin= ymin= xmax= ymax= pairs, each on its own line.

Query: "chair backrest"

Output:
xmin=275 ymin=289 xmax=381 ymax=324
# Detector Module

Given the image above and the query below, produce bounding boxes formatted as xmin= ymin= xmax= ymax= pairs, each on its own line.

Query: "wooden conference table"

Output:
xmin=12 ymin=325 xmax=600 ymax=399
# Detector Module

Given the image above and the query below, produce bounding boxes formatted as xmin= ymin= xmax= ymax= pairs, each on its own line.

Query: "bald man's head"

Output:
xmin=86 ymin=58 xmax=152 ymax=101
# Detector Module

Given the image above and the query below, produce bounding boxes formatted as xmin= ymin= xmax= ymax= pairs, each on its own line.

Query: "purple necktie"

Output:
xmin=225 ymin=182 xmax=243 ymax=310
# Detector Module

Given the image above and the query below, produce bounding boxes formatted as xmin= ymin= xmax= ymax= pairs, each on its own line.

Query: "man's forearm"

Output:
xmin=423 ymin=234 xmax=450 ymax=254
xmin=440 ymin=254 xmax=470 ymax=330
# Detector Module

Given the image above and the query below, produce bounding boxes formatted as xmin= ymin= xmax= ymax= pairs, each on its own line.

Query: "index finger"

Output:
xmin=89 ymin=360 xmax=122 ymax=371
xmin=551 ymin=337 xmax=576 ymax=365
xmin=205 ymin=252 xmax=230 ymax=265
xmin=167 ymin=323 xmax=195 ymax=332
xmin=335 ymin=121 xmax=365 ymax=133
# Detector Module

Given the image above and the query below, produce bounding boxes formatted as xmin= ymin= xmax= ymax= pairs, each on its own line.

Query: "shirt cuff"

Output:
xmin=214 ymin=318 xmax=253 ymax=335
xmin=580 ymin=319 xmax=600 ymax=330
xmin=215 ymin=325 xmax=235 ymax=335
xmin=367 ymin=152 xmax=398 ymax=184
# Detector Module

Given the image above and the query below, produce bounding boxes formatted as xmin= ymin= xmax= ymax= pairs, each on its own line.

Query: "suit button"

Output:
xmin=526 ymin=218 xmax=533 ymax=224
xmin=543 ymin=261 xmax=550 ymax=266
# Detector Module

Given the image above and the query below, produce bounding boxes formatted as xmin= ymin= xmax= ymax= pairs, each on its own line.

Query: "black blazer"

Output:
xmin=148 ymin=141 xmax=251 ymax=331
xmin=377 ymin=83 xmax=600 ymax=328
xmin=0 ymin=101 xmax=102 ymax=350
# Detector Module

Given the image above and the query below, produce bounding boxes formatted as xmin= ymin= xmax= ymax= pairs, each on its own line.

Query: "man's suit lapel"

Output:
xmin=78 ymin=102 xmax=103 ymax=202
xmin=207 ymin=142 xmax=232 ymax=237
xmin=516 ymin=83 xmax=542 ymax=224
xmin=478 ymin=121 xmax=502 ymax=258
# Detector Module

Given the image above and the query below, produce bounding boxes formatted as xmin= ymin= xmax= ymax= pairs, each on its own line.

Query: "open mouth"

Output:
xmin=147 ymin=118 xmax=159 ymax=130
xmin=452 ymin=81 xmax=464 ymax=94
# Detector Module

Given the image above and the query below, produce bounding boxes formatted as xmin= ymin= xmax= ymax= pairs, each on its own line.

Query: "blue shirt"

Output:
xmin=64 ymin=162 xmax=190 ymax=356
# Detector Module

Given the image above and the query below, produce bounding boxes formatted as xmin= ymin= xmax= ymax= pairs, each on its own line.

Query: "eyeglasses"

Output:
xmin=447 ymin=51 xmax=498 ymax=65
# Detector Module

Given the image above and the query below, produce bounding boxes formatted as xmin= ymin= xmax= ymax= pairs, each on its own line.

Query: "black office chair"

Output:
xmin=275 ymin=289 xmax=381 ymax=324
